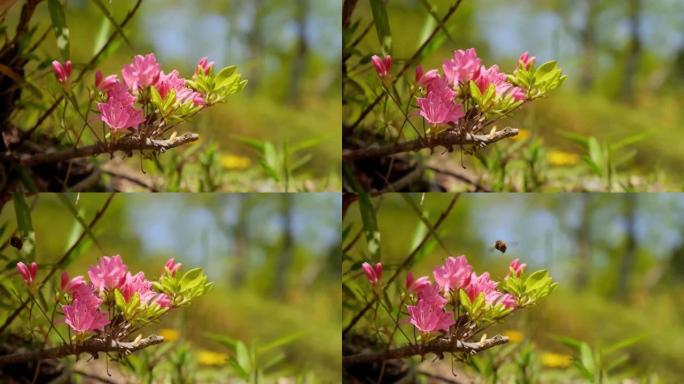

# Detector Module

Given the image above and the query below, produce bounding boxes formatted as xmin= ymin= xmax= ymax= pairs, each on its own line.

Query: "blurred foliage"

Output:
xmin=343 ymin=193 xmax=684 ymax=382
xmin=344 ymin=0 xmax=684 ymax=191
xmin=0 ymin=193 xmax=341 ymax=382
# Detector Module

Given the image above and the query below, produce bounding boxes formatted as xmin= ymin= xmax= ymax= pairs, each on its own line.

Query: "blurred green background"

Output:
xmin=344 ymin=193 xmax=684 ymax=381
xmin=348 ymin=0 xmax=684 ymax=190
xmin=2 ymin=193 xmax=341 ymax=381
xmin=6 ymin=0 xmax=341 ymax=191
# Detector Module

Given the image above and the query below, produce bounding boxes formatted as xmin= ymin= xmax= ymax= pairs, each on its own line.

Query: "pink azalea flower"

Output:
xmin=51 ymin=60 xmax=72 ymax=83
xmin=62 ymin=298 xmax=110 ymax=334
xmin=509 ymin=258 xmax=527 ymax=278
xmin=407 ymin=298 xmax=455 ymax=334
xmin=195 ymin=56 xmax=215 ymax=76
xmin=464 ymin=272 xmax=498 ymax=302
xmin=415 ymin=65 xmax=439 ymax=87
xmin=417 ymin=77 xmax=465 ymax=126
xmin=122 ymin=53 xmax=161 ymax=90
xmin=518 ymin=51 xmax=536 ymax=70
xmin=487 ymin=291 xmax=517 ymax=309
xmin=60 ymin=271 xmax=86 ymax=294
xmin=406 ymin=271 xmax=431 ymax=293
xmin=475 ymin=65 xmax=526 ymax=101
xmin=442 ymin=48 xmax=481 ymax=86
xmin=433 ymin=255 xmax=472 ymax=293
xmin=164 ymin=257 xmax=182 ymax=276
xmin=97 ymin=83 xmax=145 ymax=130
xmin=95 ymin=70 xmax=118 ymax=92
xmin=361 ymin=262 xmax=382 ymax=286
xmin=155 ymin=70 xmax=205 ymax=106
xmin=16 ymin=262 xmax=37 ymax=286
xmin=88 ymin=255 xmax=128 ymax=292
xmin=417 ymin=282 xmax=447 ymax=308
xmin=370 ymin=54 xmax=392 ymax=79
xmin=119 ymin=271 xmax=152 ymax=302
xmin=143 ymin=292 xmax=171 ymax=308
xmin=71 ymin=283 xmax=103 ymax=308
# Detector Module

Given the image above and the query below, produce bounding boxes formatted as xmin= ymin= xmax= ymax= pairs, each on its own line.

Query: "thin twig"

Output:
xmin=0 ymin=335 xmax=164 ymax=366
xmin=344 ymin=127 xmax=518 ymax=161
xmin=5 ymin=133 xmax=198 ymax=166
xmin=343 ymin=334 xmax=508 ymax=366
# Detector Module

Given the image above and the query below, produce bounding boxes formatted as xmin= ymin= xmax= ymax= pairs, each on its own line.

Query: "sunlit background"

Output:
xmin=344 ymin=193 xmax=684 ymax=381
xmin=7 ymin=193 xmax=341 ymax=380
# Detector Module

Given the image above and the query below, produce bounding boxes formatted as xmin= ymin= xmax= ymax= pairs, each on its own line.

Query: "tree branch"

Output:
xmin=4 ymin=133 xmax=198 ymax=166
xmin=0 ymin=335 xmax=164 ymax=367
xmin=343 ymin=334 xmax=508 ymax=367
xmin=343 ymin=127 xmax=518 ymax=161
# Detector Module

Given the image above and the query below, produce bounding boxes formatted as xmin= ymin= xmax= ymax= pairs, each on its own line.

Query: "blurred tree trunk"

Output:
xmin=616 ymin=194 xmax=637 ymax=300
xmin=288 ymin=0 xmax=309 ymax=105
xmin=620 ymin=0 xmax=642 ymax=102
xmin=230 ymin=196 xmax=248 ymax=288
xmin=273 ymin=195 xmax=294 ymax=298
xmin=246 ymin=0 xmax=265 ymax=93
xmin=573 ymin=195 xmax=592 ymax=290
xmin=578 ymin=0 xmax=599 ymax=92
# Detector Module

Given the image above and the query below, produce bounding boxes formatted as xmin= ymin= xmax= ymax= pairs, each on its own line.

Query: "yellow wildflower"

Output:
xmin=220 ymin=154 xmax=251 ymax=170
xmin=197 ymin=350 xmax=229 ymax=366
xmin=158 ymin=328 xmax=180 ymax=342
xmin=512 ymin=128 xmax=531 ymax=141
xmin=502 ymin=329 xmax=524 ymax=343
xmin=541 ymin=352 xmax=573 ymax=368
xmin=547 ymin=150 xmax=580 ymax=166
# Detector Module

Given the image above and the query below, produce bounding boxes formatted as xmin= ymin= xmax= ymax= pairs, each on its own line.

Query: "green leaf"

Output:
xmin=92 ymin=15 xmax=111 ymax=55
xmin=358 ymin=191 xmax=380 ymax=260
xmin=47 ymin=0 xmax=70 ymax=60
xmin=257 ymin=332 xmax=302 ymax=354
xmin=369 ymin=0 xmax=392 ymax=54
xmin=235 ymin=341 xmax=251 ymax=373
xmin=579 ymin=342 xmax=596 ymax=377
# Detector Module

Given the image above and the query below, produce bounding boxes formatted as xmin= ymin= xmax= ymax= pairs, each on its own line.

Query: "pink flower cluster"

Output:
xmin=359 ymin=256 xmax=524 ymax=334
xmin=414 ymin=49 xmax=528 ymax=127
xmin=16 ymin=255 xmax=180 ymax=334
xmin=90 ymin=54 xmax=210 ymax=131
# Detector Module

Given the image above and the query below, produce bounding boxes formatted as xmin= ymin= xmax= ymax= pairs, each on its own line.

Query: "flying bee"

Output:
xmin=489 ymin=240 xmax=519 ymax=254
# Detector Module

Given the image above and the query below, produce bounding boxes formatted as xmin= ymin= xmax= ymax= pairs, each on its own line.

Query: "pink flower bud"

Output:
xmin=164 ymin=257 xmax=182 ymax=276
xmin=16 ymin=261 xmax=37 ymax=285
xmin=509 ymin=258 xmax=527 ymax=277
xmin=361 ymin=262 xmax=382 ymax=286
xmin=51 ymin=60 xmax=72 ymax=83
xmin=518 ymin=51 xmax=536 ymax=70
xmin=195 ymin=56 xmax=215 ymax=76
xmin=370 ymin=54 xmax=392 ymax=79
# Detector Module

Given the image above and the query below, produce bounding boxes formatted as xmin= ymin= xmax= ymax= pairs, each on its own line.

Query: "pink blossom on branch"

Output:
xmin=88 ymin=255 xmax=128 ymax=292
xmin=51 ymin=60 xmax=72 ymax=83
xmin=71 ymin=283 xmax=103 ymax=308
xmin=95 ymin=70 xmax=118 ymax=92
xmin=442 ymin=48 xmax=481 ymax=86
xmin=464 ymin=272 xmax=498 ymax=302
xmin=97 ymin=82 xmax=145 ymax=130
xmin=361 ymin=262 xmax=382 ymax=286
xmin=475 ymin=64 xmax=526 ymax=101
xmin=122 ymin=53 xmax=162 ymax=90
xmin=63 ymin=298 xmax=110 ymax=334
xmin=433 ymin=255 xmax=472 ymax=293
xmin=407 ymin=297 xmax=455 ymax=334
xmin=416 ymin=78 xmax=465 ymax=127
xmin=415 ymin=65 xmax=439 ymax=87
xmin=155 ymin=70 xmax=205 ymax=106
xmin=16 ymin=262 xmax=37 ymax=286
